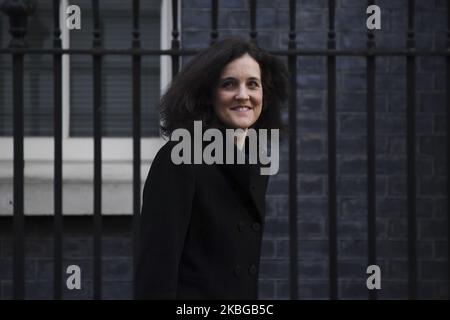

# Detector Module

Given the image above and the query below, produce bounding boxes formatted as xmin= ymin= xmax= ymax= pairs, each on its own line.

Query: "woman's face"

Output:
xmin=213 ymin=53 xmax=263 ymax=130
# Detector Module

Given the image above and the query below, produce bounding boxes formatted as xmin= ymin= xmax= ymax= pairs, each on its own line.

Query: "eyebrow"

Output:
xmin=220 ymin=76 xmax=261 ymax=82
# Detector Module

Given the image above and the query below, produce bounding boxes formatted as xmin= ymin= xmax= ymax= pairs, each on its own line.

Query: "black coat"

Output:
xmin=135 ymin=139 xmax=269 ymax=299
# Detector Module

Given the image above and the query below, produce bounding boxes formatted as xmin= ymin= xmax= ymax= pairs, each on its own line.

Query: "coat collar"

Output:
xmin=215 ymin=137 xmax=269 ymax=223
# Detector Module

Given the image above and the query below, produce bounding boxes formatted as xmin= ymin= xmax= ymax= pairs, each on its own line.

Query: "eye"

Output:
xmin=221 ymin=80 xmax=235 ymax=88
xmin=248 ymin=80 xmax=260 ymax=88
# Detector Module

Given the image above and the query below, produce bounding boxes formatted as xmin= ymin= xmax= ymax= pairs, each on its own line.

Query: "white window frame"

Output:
xmin=0 ymin=0 xmax=181 ymax=215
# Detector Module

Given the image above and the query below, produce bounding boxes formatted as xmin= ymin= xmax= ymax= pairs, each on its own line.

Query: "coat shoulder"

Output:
xmin=152 ymin=140 xmax=178 ymax=162
xmin=151 ymin=140 xmax=187 ymax=167
xmin=146 ymin=140 xmax=195 ymax=183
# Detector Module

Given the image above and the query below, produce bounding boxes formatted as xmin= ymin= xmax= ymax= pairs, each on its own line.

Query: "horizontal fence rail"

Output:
xmin=0 ymin=0 xmax=448 ymax=300
xmin=0 ymin=48 xmax=449 ymax=56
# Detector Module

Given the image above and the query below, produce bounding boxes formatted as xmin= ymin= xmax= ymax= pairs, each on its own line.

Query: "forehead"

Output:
xmin=220 ymin=53 xmax=261 ymax=78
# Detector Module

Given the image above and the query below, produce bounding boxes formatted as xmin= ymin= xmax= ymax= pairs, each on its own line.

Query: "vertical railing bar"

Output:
xmin=210 ymin=0 xmax=218 ymax=45
xmin=1 ymin=1 xmax=35 ymax=300
xmin=406 ymin=0 xmax=417 ymax=300
xmin=12 ymin=40 xmax=25 ymax=301
xmin=249 ymin=0 xmax=257 ymax=43
xmin=327 ymin=0 xmax=338 ymax=300
xmin=92 ymin=0 xmax=102 ymax=300
xmin=288 ymin=0 xmax=298 ymax=300
xmin=12 ymin=16 xmax=26 ymax=303
xmin=447 ymin=0 xmax=450 ymax=301
xmin=171 ymin=0 xmax=180 ymax=77
xmin=132 ymin=0 xmax=142 ymax=299
xmin=52 ymin=0 xmax=63 ymax=300
xmin=366 ymin=0 xmax=377 ymax=301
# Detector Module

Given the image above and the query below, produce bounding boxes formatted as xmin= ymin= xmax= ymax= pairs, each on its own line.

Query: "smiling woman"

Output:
xmin=135 ymin=38 xmax=289 ymax=300
xmin=213 ymin=53 xmax=263 ymax=132
xmin=159 ymin=38 xmax=288 ymax=137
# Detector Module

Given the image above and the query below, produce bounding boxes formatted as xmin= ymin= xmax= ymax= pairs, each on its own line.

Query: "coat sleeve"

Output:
xmin=135 ymin=142 xmax=195 ymax=299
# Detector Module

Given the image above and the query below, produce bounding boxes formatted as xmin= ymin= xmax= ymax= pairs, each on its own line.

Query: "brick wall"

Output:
xmin=0 ymin=217 xmax=133 ymax=299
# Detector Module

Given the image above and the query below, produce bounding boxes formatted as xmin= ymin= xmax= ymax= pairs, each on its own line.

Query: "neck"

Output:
xmin=234 ymin=128 xmax=248 ymax=151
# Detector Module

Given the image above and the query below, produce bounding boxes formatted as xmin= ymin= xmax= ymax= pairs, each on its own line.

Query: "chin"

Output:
xmin=229 ymin=121 xmax=253 ymax=130
xmin=226 ymin=117 xmax=255 ymax=130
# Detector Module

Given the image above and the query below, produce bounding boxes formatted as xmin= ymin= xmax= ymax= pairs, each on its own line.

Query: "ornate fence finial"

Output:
xmin=1 ymin=0 xmax=36 ymax=48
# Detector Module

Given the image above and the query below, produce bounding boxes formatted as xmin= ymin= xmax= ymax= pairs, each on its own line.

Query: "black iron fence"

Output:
xmin=0 ymin=0 xmax=448 ymax=300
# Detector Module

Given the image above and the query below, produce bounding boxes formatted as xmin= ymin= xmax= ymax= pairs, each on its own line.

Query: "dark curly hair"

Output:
xmin=159 ymin=38 xmax=289 ymax=137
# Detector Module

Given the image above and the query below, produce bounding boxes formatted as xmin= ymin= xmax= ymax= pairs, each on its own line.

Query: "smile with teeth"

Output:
xmin=231 ymin=106 xmax=252 ymax=112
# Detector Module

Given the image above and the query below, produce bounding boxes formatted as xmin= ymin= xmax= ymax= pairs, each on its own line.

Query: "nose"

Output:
xmin=235 ymin=84 xmax=250 ymax=101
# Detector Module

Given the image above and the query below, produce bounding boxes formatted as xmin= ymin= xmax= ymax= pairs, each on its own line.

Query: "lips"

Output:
xmin=230 ymin=105 xmax=252 ymax=112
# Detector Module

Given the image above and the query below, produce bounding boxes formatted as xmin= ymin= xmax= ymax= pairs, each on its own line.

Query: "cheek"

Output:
xmin=254 ymin=92 xmax=263 ymax=119
xmin=214 ymin=92 xmax=234 ymax=114
xmin=254 ymin=92 xmax=263 ymax=109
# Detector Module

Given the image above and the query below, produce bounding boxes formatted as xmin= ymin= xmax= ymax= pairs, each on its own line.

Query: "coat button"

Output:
xmin=251 ymin=222 xmax=261 ymax=232
xmin=233 ymin=265 xmax=242 ymax=277
xmin=248 ymin=265 xmax=257 ymax=275
xmin=237 ymin=222 xmax=245 ymax=232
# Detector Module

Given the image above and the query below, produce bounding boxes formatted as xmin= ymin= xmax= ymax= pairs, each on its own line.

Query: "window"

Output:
xmin=0 ymin=0 xmax=179 ymax=215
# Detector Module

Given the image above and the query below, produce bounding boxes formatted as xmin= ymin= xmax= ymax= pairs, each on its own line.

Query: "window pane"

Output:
xmin=0 ymin=0 xmax=162 ymax=137
xmin=0 ymin=2 xmax=54 ymax=136
xmin=69 ymin=0 xmax=161 ymax=137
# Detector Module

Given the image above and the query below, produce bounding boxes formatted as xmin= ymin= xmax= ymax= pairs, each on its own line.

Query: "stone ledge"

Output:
xmin=0 ymin=176 xmax=147 ymax=216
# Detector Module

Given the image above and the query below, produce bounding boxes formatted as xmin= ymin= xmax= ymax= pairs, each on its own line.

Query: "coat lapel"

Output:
xmin=216 ymin=143 xmax=269 ymax=223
